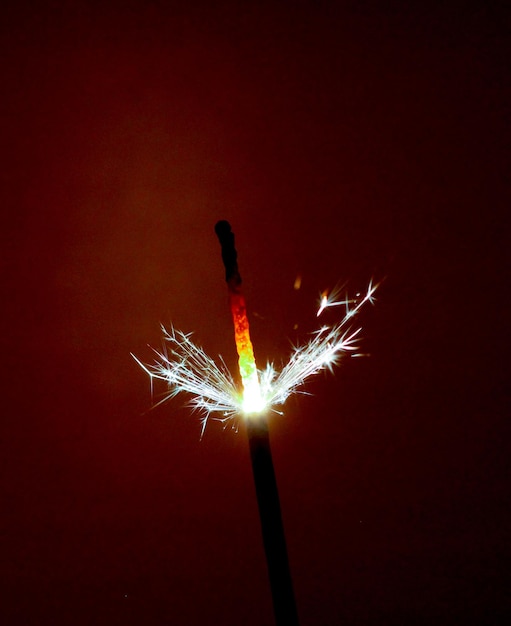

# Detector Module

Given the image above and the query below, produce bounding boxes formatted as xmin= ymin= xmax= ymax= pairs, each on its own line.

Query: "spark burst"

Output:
xmin=133 ymin=279 xmax=377 ymax=435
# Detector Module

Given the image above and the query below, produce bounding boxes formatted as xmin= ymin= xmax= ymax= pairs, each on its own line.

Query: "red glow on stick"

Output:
xmin=215 ymin=221 xmax=264 ymax=414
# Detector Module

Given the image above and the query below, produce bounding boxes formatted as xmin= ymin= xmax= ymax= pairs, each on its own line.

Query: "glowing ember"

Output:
xmin=229 ymin=291 xmax=265 ymax=414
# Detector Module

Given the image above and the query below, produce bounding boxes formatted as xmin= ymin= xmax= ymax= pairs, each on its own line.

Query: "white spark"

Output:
xmin=133 ymin=281 xmax=377 ymax=434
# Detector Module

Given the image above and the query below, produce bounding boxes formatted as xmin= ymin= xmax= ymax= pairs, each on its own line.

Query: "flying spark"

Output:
xmin=133 ymin=280 xmax=377 ymax=435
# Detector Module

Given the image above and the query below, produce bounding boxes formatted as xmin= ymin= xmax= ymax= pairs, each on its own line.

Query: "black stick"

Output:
xmin=215 ymin=221 xmax=300 ymax=626
xmin=247 ymin=416 xmax=300 ymax=626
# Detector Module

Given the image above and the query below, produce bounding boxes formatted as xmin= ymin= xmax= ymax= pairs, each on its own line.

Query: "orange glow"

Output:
xmin=229 ymin=292 xmax=265 ymax=414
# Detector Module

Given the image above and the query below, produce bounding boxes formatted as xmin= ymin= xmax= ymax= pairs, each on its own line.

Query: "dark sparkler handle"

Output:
xmin=247 ymin=417 xmax=300 ymax=626
xmin=215 ymin=220 xmax=241 ymax=289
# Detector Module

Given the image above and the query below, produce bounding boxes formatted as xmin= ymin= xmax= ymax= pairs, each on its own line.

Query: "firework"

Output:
xmin=132 ymin=276 xmax=377 ymax=432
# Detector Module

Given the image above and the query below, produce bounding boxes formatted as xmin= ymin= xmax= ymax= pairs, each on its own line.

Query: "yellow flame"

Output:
xmin=229 ymin=293 xmax=265 ymax=414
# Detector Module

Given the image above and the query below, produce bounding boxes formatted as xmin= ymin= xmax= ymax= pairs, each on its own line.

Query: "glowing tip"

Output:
xmin=242 ymin=387 xmax=267 ymax=415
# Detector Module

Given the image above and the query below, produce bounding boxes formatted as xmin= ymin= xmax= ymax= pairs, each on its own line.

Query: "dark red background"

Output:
xmin=2 ymin=2 xmax=509 ymax=624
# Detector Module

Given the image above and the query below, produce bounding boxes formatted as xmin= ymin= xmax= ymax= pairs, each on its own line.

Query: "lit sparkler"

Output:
xmin=134 ymin=221 xmax=377 ymax=626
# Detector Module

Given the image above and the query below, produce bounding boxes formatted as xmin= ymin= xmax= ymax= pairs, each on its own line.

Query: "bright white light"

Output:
xmin=241 ymin=380 xmax=267 ymax=414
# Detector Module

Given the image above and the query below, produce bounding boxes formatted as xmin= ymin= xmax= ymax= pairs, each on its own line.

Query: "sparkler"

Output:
xmin=133 ymin=222 xmax=377 ymax=625
xmin=215 ymin=220 xmax=299 ymax=625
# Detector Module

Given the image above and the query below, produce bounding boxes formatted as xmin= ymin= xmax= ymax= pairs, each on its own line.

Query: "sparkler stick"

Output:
xmin=134 ymin=223 xmax=377 ymax=622
xmin=215 ymin=220 xmax=300 ymax=626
